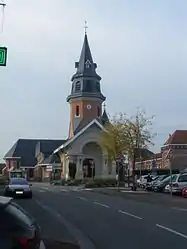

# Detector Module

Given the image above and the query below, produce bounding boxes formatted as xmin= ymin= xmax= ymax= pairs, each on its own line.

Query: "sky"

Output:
xmin=0 ymin=0 xmax=187 ymax=156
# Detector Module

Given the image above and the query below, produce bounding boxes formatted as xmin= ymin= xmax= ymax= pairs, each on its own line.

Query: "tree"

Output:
xmin=100 ymin=112 xmax=127 ymax=162
xmin=100 ymin=109 xmax=155 ymax=189
xmin=123 ymin=109 xmax=155 ymax=189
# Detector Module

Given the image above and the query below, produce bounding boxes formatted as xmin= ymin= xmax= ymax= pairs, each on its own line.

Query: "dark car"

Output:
xmin=153 ymin=174 xmax=176 ymax=192
xmin=148 ymin=175 xmax=168 ymax=190
xmin=145 ymin=176 xmax=159 ymax=190
xmin=0 ymin=196 xmax=42 ymax=249
xmin=4 ymin=178 xmax=32 ymax=198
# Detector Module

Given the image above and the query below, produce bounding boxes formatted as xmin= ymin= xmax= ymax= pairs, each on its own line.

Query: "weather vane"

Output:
xmin=84 ymin=20 xmax=88 ymax=34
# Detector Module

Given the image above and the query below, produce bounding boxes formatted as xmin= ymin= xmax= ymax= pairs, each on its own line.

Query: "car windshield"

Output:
xmin=10 ymin=179 xmax=28 ymax=185
xmin=158 ymin=175 xmax=167 ymax=181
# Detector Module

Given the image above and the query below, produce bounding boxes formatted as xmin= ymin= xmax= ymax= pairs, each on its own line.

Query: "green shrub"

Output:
xmin=85 ymin=178 xmax=117 ymax=188
xmin=66 ymin=179 xmax=83 ymax=186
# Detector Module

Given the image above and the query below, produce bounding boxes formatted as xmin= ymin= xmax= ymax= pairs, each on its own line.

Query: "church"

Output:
xmin=53 ymin=31 xmax=116 ymax=180
xmin=3 ymin=31 xmax=116 ymax=181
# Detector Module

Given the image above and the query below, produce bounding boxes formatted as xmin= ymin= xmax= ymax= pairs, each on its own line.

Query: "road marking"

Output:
xmin=60 ymin=189 xmax=68 ymax=192
xmin=118 ymin=210 xmax=142 ymax=220
xmin=121 ymin=190 xmax=147 ymax=193
xmin=93 ymin=201 xmax=109 ymax=208
xmin=84 ymin=188 xmax=93 ymax=191
xmin=77 ymin=196 xmax=87 ymax=201
xmin=35 ymin=200 xmax=96 ymax=249
xmin=156 ymin=224 xmax=187 ymax=239
xmin=39 ymin=190 xmax=46 ymax=193
xmin=172 ymin=207 xmax=187 ymax=212
xmin=41 ymin=187 xmax=49 ymax=190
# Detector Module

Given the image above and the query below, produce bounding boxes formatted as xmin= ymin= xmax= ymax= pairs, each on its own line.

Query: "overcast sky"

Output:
xmin=0 ymin=0 xmax=187 ymax=156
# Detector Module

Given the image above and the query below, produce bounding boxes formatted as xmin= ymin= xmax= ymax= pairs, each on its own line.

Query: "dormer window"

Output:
xmin=75 ymin=81 xmax=81 ymax=92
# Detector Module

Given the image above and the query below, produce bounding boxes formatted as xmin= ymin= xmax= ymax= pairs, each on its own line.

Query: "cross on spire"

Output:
xmin=84 ymin=20 xmax=88 ymax=34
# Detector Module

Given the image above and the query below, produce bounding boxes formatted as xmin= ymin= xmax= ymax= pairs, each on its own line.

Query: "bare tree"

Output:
xmin=100 ymin=109 xmax=155 ymax=190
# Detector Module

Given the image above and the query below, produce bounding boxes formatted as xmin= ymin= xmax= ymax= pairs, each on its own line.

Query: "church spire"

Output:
xmin=101 ymin=103 xmax=109 ymax=125
xmin=72 ymin=24 xmax=101 ymax=81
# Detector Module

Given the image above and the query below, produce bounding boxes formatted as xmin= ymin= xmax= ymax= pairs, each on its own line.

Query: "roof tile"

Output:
xmin=164 ymin=130 xmax=187 ymax=145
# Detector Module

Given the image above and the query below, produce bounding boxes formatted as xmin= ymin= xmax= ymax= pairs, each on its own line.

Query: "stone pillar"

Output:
xmin=102 ymin=155 xmax=108 ymax=178
xmin=76 ymin=156 xmax=83 ymax=179
xmin=64 ymin=156 xmax=69 ymax=180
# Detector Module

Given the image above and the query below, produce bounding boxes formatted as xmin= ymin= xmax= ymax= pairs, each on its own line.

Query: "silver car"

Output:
xmin=167 ymin=173 xmax=187 ymax=194
xmin=4 ymin=178 xmax=32 ymax=198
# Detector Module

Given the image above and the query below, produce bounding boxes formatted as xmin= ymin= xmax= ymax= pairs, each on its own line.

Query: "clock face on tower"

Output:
xmin=87 ymin=104 xmax=92 ymax=110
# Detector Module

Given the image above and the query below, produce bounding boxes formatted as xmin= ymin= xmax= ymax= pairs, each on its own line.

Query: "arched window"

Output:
xmin=75 ymin=105 xmax=80 ymax=116
xmin=97 ymin=106 xmax=100 ymax=117
xmin=75 ymin=81 xmax=81 ymax=92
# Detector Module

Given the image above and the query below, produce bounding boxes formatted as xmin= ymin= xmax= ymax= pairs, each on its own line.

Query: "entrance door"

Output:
xmin=83 ymin=158 xmax=95 ymax=178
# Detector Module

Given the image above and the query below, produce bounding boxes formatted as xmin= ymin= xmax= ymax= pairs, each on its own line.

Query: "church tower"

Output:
xmin=67 ymin=30 xmax=106 ymax=138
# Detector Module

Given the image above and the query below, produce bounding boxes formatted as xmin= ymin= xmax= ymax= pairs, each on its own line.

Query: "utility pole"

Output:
xmin=0 ymin=0 xmax=7 ymax=66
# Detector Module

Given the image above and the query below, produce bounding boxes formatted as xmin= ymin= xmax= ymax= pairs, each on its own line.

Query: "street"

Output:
xmin=6 ymin=183 xmax=187 ymax=249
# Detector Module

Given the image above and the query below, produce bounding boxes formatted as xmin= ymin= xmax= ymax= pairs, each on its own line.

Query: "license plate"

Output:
xmin=16 ymin=191 xmax=23 ymax=194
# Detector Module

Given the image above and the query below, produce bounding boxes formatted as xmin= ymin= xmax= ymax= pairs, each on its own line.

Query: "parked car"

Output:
xmin=4 ymin=178 xmax=32 ymax=198
xmin=0 ymin=196 xmax=42 ymax=249
xmin=151 ymin=175 xmax=168 ymax=190
xmin=146 ymin=176 xmax=159 ymax=191
xmin=138 ymin=175 xmax=155 ymax=188
xmin=166 ymin=173 xmax=187 ymax=195
xmin=153 ymin=174 xmax=177 ymax=192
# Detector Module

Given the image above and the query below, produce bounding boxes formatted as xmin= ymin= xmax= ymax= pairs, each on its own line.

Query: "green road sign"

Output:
xmin=0 ymin=47 xmax=7 ymax=66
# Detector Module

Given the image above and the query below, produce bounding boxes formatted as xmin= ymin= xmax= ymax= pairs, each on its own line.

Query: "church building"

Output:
xmin=54 ymin=31 xmax=116 ymax=180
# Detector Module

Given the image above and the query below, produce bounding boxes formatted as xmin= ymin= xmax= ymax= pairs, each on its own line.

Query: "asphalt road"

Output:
xmin=4 ymin=183 xmax=187 ymax=249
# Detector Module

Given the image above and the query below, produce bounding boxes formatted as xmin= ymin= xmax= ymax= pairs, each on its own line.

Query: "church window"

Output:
xmin=96 ymin=82 xmax=100 ymax=92
xmin=75 ymin=105 xmax=80 ymax=116
xmin=75 ymin=81 xmax=81 ymax=92
xmin=84 ymin=80 xmax=92 ymax=92
xmin=97 ymin=106 xmax=100 ymax=117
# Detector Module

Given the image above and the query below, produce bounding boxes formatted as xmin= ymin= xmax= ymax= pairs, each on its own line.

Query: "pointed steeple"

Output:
xmin=72 ymin=33 xmax=101 ymax=81
xmin=101 ymin=103 xmax=109 ymax=125
xmin=67 ymin=28 xmax=105 ymax=103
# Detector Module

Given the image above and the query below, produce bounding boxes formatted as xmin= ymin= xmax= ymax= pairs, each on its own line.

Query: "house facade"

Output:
xmin=4 ymin=139 xmax=65 ymax=181
xmin=135 ymin=130 xmax=187 ymax=172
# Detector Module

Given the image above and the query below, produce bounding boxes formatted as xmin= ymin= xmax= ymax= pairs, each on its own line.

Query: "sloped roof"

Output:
xmin=164 ymin=130 xmax=187 ymax=145
xmin=101 ymin=109 xmax=109 ymax=126
xmin=71 ymin=33 xmax=101 ymax=81
xmin=135 ymin=148 xmax=155 ymax=162
xmin=74 ymin=117 xmax=105 ymax=135
xmin=35 ymin=139 xmax=66 ymax=157
xmin=4 ymin=139 xmax=66 ymax=168
xmin=54 ymin=119 xmax=107 ymax=154
xmin=42 ymin=153 xmax=61 ymax=164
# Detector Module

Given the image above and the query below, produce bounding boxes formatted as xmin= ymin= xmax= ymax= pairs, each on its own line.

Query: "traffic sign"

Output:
xmin=0 ymin=47 xmax=7 ymax=66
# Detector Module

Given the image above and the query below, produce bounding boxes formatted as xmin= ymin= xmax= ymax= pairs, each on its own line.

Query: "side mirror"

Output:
xmin=29 ymin=184 xmax=32 ymax=187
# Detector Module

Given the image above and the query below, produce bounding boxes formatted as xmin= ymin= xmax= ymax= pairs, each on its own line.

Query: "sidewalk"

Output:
xmin=91 ymin=187 xmax=187 ymax=208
